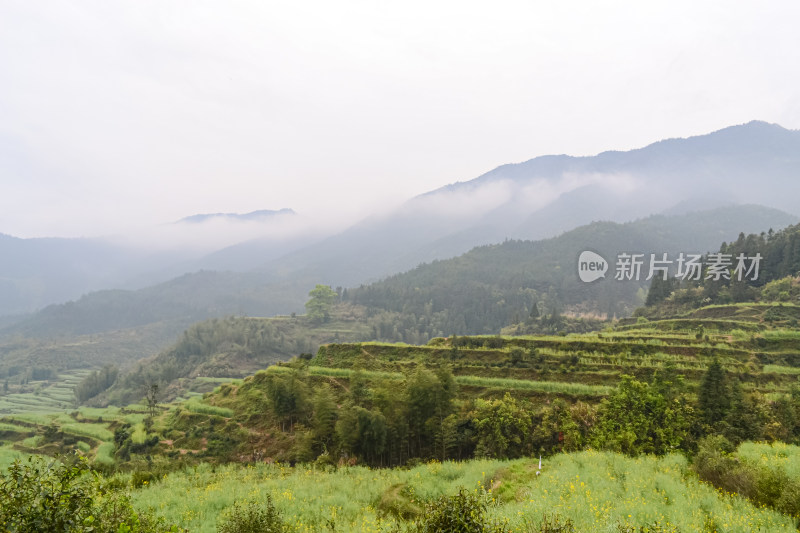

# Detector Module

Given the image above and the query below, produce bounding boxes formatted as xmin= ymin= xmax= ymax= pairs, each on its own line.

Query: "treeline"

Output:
xmin=212 ymin=358 xmax=800 ymax=467
xmin=103 ymin=316 xmax=320 ymax=406
xmin=345 ymin=208 xmax=798 ymax=335
xmin=643 ymin=222 xmax=800 ymax=312
xmin=74 ymin=365 xmax=118 ymax=402
xmin=344 ymin=238 xmax=636 ymax=340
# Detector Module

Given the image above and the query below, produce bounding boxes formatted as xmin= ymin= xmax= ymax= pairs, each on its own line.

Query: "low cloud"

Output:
xmin=113 ymin=209 xmax=338 ymax=254
xmin=405 ymin=180 xmax=515 ymax=218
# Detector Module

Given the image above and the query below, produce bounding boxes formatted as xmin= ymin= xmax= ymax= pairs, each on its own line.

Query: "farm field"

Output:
xmin=1 ymin=301 xmax=799 ymax=531
xmin=129 ymin=450 xmax=797 ymax=532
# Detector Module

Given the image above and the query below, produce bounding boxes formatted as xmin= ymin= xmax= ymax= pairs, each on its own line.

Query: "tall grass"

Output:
xmin=183 ymin=398 xmax=235 ymax=418
xmin=131 ymin=423 xmax=148 ymax=445
xmin=271 ymin=366 xmax=612 ymax=396
xmin=0 ymin=444 xmax=27 ymax=470
xmin=737 ymin=441 xmax=800 ymax=479
xmin=94 ymin=441 xmax=116 ymax=467
xmin=0 ymin=422 xmax=30 ymax=433
xmin=455 ymin=375 xmax=611 ymax=396
xmin=60 ymin=423 xmax=114 ymax=442
xmin=77 ymin=406 xmax=124 ymax=421
xmin=130 ymin=451 xmax=795 ymax=533
xmin=762 ymin=365 xmax=800 ymax=375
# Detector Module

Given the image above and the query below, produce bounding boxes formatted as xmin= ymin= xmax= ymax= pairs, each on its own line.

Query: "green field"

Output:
xmin=737 ymin=441 xmax=800 ymax=479
xmin=130 ymin=451 xmax=796 ymax=532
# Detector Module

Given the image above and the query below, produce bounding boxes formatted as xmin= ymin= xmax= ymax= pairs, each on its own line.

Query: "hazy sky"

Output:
xmin=1 ymin=1 xmax=799 ymax=239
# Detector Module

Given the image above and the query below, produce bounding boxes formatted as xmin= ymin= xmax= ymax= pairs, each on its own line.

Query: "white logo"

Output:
xmin=578 ymin=251 xmax=608 ymax=283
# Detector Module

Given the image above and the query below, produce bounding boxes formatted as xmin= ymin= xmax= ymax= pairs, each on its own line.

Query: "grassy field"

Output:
xmin=129 ymin=451 xmax=796 ymax=533
xmin=0 ymin=369 xmax=90 ymax=413
xmin=737 ymin=441 xmax=800 ymax=479
xmin=0 ymin=443 xmax=28 ymax=470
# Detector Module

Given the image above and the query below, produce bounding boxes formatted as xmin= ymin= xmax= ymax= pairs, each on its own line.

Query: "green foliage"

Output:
xmin=0 ymin=453 xmax=180 ymax=532
xmin=412 ymin=488 xmax=507 ymax=533
xmin=377 ymin=483 xmax=422 ymax=520
xmin=263 ymin=368 xmax=309 ymax=431
xmin=693 ymin=436 xmax=800 ymax=518
xmin=105 ymin=313 xmax=360 ymax=406
xmin=184 ymin=397 xmax=235 ymax=417
xmin=305 ymin=284 xmax=338 ymax=324
xmin=645 ymin=276 xmax=679 ymax=307
xmin=75 ymin=365 xmax=118 ymax=403
xmin=472 ymin=393 xmax=532 ymax=459
xmin=217 ymin=497 xmax=286 ymax=533
xmin=593 ymin=375 xmax=693 ymax=456
xmin=698 ymin=358 xmax=729 ymax=427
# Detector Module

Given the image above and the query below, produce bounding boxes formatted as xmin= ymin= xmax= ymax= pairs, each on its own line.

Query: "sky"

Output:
xmin=1 ymin=0 xmax=799 ymax=239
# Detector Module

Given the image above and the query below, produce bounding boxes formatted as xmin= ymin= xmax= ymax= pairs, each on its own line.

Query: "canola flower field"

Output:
xmin=737 ymin=441 xmax=800 ymax=479
xmin=130 ymin=450 xmax=796 ymax=532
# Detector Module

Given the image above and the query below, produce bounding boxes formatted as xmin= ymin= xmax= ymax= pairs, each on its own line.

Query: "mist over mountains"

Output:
xmin=1 ymin=120 xmax=798 ymax=322
xmin=174 ymin=208 xmax=295 ymax=224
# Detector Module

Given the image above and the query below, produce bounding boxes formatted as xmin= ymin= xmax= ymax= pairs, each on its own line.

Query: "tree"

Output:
xmin=645 ymin=276 xmax=678 ymax=306
xmin=472 ymin=393 xmax=532 ymax=459
xmin=336 ymin=404 xmax=387 ymax=464
xmin=698 ymin=358 xmax=730 ymax=428
xmin=593 ymin=375 xmax=693 ymax=455
xmin=532 ymin=399 xmax=587 ymax=454
xmin=146 ymin=383 xmax=159 ymax=419
xmin=305 ymin=284 xmax=337 ymax=323
xmin=310 ymin=384 xmax=338 ymax=455
xmin=264 ymin=369 xmax=309 ymax=432
xmin=404 ymin=367 xmax=456 ymax=458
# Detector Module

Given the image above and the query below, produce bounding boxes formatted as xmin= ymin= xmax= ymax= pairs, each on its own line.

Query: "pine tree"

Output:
xmin=698 ymin=358 xmax=730 ymax=427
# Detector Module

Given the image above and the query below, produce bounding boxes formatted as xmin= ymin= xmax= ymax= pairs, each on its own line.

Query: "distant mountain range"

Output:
xmin=0 ymin=120 xmax=798 ymax=322
xmin=239 ymin=120 xmax=800 ymax=289
xmin=175 ymin=208 xmax=295 ymax=224
xmin=1 ymin=205 xmax=795 ymax=380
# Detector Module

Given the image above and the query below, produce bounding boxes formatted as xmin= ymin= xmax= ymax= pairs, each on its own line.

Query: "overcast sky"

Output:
xmin=1 ymin=1 xmax=799 ymax=239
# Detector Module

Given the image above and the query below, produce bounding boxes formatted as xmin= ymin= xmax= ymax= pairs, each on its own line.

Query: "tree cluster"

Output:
xmin=229 ymin=360 xmax=800 ymax=467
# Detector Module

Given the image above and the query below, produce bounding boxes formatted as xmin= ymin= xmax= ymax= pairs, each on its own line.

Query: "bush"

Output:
xmin=693 ymin=436 xmax=800 ymax=517
xmin=217 ymin=497 xmax=286 ymax=533
xmin=535 ymin=513 xmax=576 ymax=532
xmin=0 ymin=453 xmax=182 ymax=533
xmin=412 ymin=488 xmax=507 ymax=533
xmin=377 ymin=483 xmax=422 ymax=520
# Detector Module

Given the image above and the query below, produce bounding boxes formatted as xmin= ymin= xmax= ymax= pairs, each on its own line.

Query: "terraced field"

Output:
xmin=0 ymin=369 xmax=90 ymax=413
xmin=311 ymin=304 xmax=800 ymax=400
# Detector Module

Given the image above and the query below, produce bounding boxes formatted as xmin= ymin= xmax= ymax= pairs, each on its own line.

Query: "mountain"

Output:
xmin=2 ymin=121 xmax=799 ymax=356
xmin=175 ymin=208 xmax=295 ymax=224
xmin=0 ymin=209 xmax=304 ymax=318
xmin=0 ymin=233 xmax=185 ymax=317
xmin=2 ymin=205 xmax=794 ymax=367
xmin=246 ymin=121 xmax=800 ymax=290
xmin=344 ymin=205 xmax=799 ymax=333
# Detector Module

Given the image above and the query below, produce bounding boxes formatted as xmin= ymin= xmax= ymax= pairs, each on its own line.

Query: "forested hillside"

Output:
xmin=345 ymin=205 xmax=797 ymax=336
xmin=639 ymin=221 xmax=800 ymax=317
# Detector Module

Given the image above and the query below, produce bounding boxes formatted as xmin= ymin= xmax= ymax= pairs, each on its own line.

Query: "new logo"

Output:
xmin=578 ymin=251 xmax=608 ymax=283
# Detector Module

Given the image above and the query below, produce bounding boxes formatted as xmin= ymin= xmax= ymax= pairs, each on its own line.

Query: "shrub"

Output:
xmin=535 ymin=513 xmax=576 ymax=532
xmin=0 ymin=453 xmax=182 ymax=532
xmin=412 ymin=487 xmax=508 ymax=533
xmin=217 ymin=497 xmax=286 ymax=533
xmin=693 ymin=436 xmax=800 ymax=517
xmin=376 ymin=483 xmax=422 ymax=520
